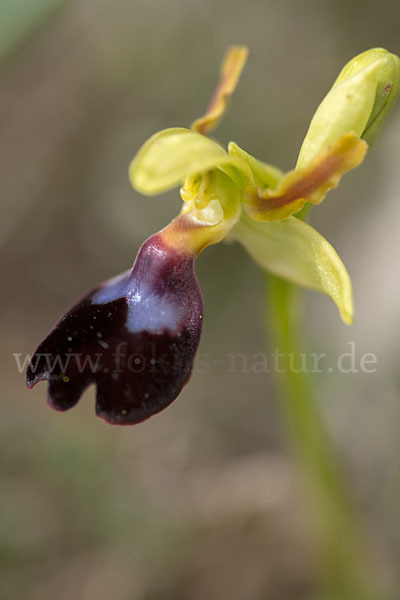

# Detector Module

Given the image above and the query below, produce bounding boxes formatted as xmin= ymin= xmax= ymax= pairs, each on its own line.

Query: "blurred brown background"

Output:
xmin=1 ymin=0 xmax=400 ymax=598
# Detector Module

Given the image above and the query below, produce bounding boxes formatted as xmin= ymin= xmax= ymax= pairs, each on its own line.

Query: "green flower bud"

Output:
xmin=297 ymin=48 xmax=400 ymax=169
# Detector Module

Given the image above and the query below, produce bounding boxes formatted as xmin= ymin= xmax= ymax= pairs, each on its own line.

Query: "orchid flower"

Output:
xmin=27 ymin=47 xmax=399 ymax=424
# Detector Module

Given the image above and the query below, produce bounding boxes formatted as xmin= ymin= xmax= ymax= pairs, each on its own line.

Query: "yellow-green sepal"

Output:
xmin=296 ymin=48 xmax=400 ymax=168
xmin=296 ymin=62 xmax=378 ymax=169
xmin=232 ymin=211 xmax=353 ymax=324
xmin=129 ymin=128 xmax=237 ymax=195
xmin=245 ymin=133 xmax=367 ymax=222
xmin=353 ymin=50 xmax=400 ymax=146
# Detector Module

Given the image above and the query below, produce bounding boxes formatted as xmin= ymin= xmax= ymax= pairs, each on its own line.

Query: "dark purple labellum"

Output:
xmin=26 ymin=234 xmax=203 ymax=425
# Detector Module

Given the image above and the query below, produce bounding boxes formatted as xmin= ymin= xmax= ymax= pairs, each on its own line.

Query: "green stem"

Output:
xmin=266 ymin=274 xmax=382 ymax=600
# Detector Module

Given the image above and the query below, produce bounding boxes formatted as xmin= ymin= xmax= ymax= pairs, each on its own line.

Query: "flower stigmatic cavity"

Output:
xmin=27 ymin=46 xmax=400 ymax=424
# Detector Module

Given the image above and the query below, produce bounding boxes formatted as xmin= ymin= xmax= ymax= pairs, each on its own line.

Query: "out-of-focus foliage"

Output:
xmin=0 ymin=0 xmax=67 ymax=60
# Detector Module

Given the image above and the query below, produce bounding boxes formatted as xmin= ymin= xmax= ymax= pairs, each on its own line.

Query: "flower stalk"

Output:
xmin=266 ymin=274 xmax=384 ymax=600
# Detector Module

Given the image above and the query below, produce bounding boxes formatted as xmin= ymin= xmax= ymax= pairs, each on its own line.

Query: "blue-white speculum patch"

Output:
xmin=93 ymin=244 xmax=186 ymax=336
xmin=26 ymin=234 xmax=204 ymax=425
xmin=94 ymin=279 xmax=185 ymax=335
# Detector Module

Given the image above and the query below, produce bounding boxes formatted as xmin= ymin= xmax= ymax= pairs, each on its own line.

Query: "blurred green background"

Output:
xmin=1 ymin=0 xmax=400 ymax=598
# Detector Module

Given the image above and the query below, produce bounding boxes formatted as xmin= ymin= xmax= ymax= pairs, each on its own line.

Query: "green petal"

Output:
xmin=232 ymin=212 xmax=353 ymax=324
xmin=192 ymin=46 xmax=248 ymax=136
xmin=228 ymin=141 xmax=283 ymax=189
xmin=129 ymin=128 xmax=236 ymax=195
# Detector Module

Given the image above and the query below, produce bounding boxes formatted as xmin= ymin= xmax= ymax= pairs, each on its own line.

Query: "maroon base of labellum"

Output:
xmin=26 ymin=234 xmax=203 ymax=425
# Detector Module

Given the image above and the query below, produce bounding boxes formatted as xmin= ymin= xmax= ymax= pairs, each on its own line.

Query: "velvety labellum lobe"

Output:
xmin=26 ymin=235 xmax=203 ymax=424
